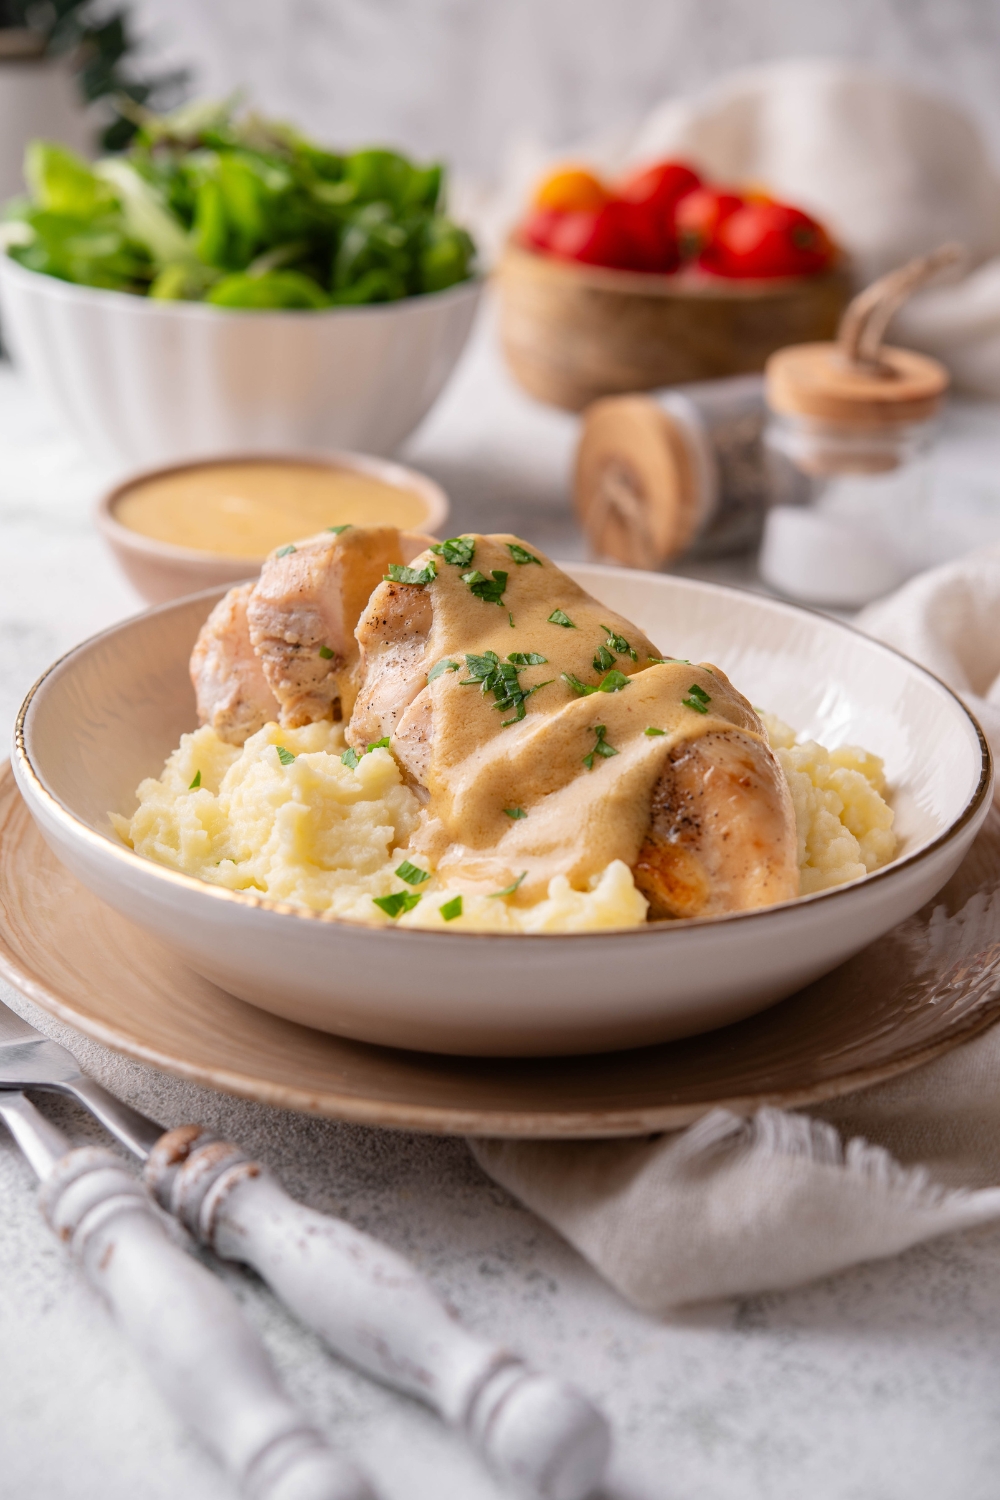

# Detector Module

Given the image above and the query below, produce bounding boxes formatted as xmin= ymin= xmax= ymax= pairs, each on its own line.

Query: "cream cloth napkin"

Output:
xmin=471 ymin=548 xmax=1000 ymax=1309
xmin=476 ymin=59 xmax=1000 ymax=394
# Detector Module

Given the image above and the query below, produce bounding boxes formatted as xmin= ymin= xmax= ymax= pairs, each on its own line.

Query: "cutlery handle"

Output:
xmin=147 ymin=1127 xmax=610 ymax=1500
xmin=41 ymin=1146 xmax=376 ymax=1500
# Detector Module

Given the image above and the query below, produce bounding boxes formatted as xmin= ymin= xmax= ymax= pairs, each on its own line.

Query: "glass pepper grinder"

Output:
xmin=759 ymin=245 xmax=957 ymax=609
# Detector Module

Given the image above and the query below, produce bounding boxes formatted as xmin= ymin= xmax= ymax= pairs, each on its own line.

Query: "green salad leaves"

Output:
xmin=1 ymin=101 xmax=477 ymax=309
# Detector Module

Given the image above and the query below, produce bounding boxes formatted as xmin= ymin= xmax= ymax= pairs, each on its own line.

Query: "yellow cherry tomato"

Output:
xmin=532 ymin=167 xmax=611 ymax=213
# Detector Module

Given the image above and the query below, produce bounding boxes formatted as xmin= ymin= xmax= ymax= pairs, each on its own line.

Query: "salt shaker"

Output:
xmin=758 ymin=247 xmax=957 ymax=608
xmin=574 ymin=374 xmax=769 ymax=568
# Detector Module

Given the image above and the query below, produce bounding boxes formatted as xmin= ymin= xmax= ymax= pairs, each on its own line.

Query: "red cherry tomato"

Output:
xmin=618 ymin=160 xmax=701 ymax=215
xmin=701 ymin=202 xmax=835 ymax=278
xmin=674 ymin=188 xmax=743 ymax=259
xmin=518 ymin=207 xmax=565 ymax=252
xmin=546 ymin=200 xmax=678 ymax=273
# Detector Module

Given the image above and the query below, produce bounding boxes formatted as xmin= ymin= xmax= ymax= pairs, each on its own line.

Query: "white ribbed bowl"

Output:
xmin=0 ymin=255 xmax=481 ymax=466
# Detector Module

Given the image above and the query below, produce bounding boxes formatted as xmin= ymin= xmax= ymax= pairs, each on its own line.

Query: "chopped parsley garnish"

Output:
xmin=562 ymin=669 xmax=632 ymax=697
xmin=385 ymin=561 xmax=437 ymax=586
xmin=275 ymin=544 xmax=297 ymax=558
xmin=504 ymin=806 xmax=528 ymax=819
xmin=188 ymin=770 xmax=201 ymax=789
xmin=318 ymin=644 xmax=334 ymax=659
xmin=461 ymin=568 xmax=508 ymax=606
xmin=461 ymin=650 xmax=552 ymax=726
xmin=430 ymin=536 xmax=475 ymax=567
xmin=548 ymin=608 xmax=576 ymax=628
xmin=440 ymin=895 xmax=463 ymax=921
xmin=649 ymin=656 xmax=690 ymax=665
xmin=644 ymin=727 xmax=666 ymax=736
xmin=583 ymin=724 xmax=618 ymax=769
xmin=428 ymin=658 xmax=461 ymax=682
xmin=276 ymin=746 xmax=296 ymax=765
xmin=396 ymin=860 xmax=430 ymax=886
xmin=509 ymin=612 xmax=515 ymax=628
xmin=593 ymin=644 xmax=616 ymax=672
xmin=507 ymin=542 xmax=542 ymax=566
xmin=326 ymin=524 xmax=351 ymax=534
xmin=507 ymin=651 xmax=548 ymax=666
xmin=343 ymin=737 xmax=391 ymax=769
xmin=599 ymin=624 xmax=638 ymax=661
xmin=682 ymin=683 xmax=711 ymax=714
xmin=373 ymin=891 xmax=421 ymax=919
xmin=490 ymin=871 xmax=527 ymax=898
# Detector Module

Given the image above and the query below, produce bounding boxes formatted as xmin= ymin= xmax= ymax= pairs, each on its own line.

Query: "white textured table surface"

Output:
xmin=5 ymin=314 xmax=1000 ymax=1500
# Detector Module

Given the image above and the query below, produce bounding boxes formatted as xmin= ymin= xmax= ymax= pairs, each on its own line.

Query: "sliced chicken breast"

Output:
xmin=246 ymin=527 xmax=432 ymax=728
xmin=190 ymin=583 xmax=280 ymax=746
xmin=632 ymin=729 xmax=799 ymax=919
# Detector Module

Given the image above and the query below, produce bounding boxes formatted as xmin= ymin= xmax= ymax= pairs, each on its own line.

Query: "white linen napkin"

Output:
xmin=472 ymin=547 xmax=1000 ymax=1309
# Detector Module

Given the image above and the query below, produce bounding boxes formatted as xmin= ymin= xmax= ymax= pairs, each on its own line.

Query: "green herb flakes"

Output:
xmin=341 ymin=748 xmax=361 ymax=768
xmin=507 ymin=652 xmax=548 ymax=667
xmin=428 ymin=658 xmax=461 ymax=682
xmin=326 ymin=524 xmax=352 ymax=534
xmin=649 ymin=656 xmax=690 ymax=665
xmin=682 ymin=683 xmax=712 ymax=714
xmin=563 ymin=668 xmax=631 ymax=697
xmin=562 ymin=672 xmax=597 ymax=697
xmin=507 ymin=542 xmax=542 ymax=566
xmin=644 ymin=727 xmax=666 ymax=736
xmin=318 ymin=644 xmax=334 ymax=659
xmin=583 ymin=724 xmax=618 ymax=769
xmin=367 ymin=737 xmax=390 ymax=751
xmin=490 ymin=871 xmax=527 ymax=898
xmin=461 ymin=568 xmax=508 ymax=606
xmin=276 ymin=746 xmax=296 ymax=765
xmin=548 ymin=608 xmax=576 ymax=628
xmin=599 ymin=623 xmax=638 ymax=661
xmin=275 ymin=544 xmax=297 ymax=558
xmin=593 ymin=644 xmax=616 ymax=672
xmin=396 ymin=860 xmax=430 ymax=886
xmin=373 ymin=891 xmax=422 ymax=919
xmin=440 ymin=895 xmax=463 ymax=921
xmin=188 ymin=770 xmax=202 ymax=789
xmin=503 ymin=806 xmax=528 ymax=819
xmin=509 ymin=612 xmax=515 ymax=628
xmin=598 ymin=669 xmax=631 ymax=693
xmin=385 ymin=561 xmax=437 ymax=586
xmin=461 ymin=651 xmax=551 ymax=725
xmin=430 ymin=536 xmax=475 ymax=567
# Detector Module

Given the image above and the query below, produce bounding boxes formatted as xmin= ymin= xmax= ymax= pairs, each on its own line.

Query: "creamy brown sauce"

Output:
xmin=115 ymin=460 xmax=430 ymax=559
xmin=356 ymin=534 xmax=772 ymax=901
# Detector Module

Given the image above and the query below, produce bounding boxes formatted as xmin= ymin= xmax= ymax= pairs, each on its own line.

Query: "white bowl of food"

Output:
xmin=12 ymin=531 xmax=991 ymax=1056
xmin=0 ymin=256 xmax=481 ymax=466
xmin=95 ymin=450 xmax=450 ymax=604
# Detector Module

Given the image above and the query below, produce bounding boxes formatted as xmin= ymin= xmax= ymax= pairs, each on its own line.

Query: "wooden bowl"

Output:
xmin=497 ymin=242 xmax=852 ymax=412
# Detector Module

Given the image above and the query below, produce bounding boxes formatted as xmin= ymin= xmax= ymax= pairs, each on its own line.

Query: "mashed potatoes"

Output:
xmin=111 ymin=721 xmax=649 ymax=932
xmin=759 ymin=714 xmax=897 ymax=895
xmin=113 ymin=714 xmax=896 ymax=929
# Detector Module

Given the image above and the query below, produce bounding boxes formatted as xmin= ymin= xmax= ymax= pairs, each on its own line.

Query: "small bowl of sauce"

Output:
xmin=96 ymin=451 xmax=449 ymax=603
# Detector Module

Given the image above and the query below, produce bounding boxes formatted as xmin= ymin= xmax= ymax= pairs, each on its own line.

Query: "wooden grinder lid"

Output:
xmin=766 ymin=342 xmax=948 ymax=426
xmin=574 ymin=395 xmax=705 ymax=568
xmin=767 ymin=244 xmax=956 ymax=427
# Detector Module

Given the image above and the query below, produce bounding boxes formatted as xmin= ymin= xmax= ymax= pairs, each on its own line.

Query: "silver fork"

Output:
xmin=0 ymin=997 xmax=610 ymax=1500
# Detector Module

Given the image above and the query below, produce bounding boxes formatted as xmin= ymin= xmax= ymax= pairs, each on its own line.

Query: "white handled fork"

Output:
xmin=0 ymin=997 xmax=610 ymax=1500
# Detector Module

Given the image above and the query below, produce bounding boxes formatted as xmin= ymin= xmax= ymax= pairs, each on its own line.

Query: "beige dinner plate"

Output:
xmin=3 ymin=764 xmax=1000 ymax=1137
